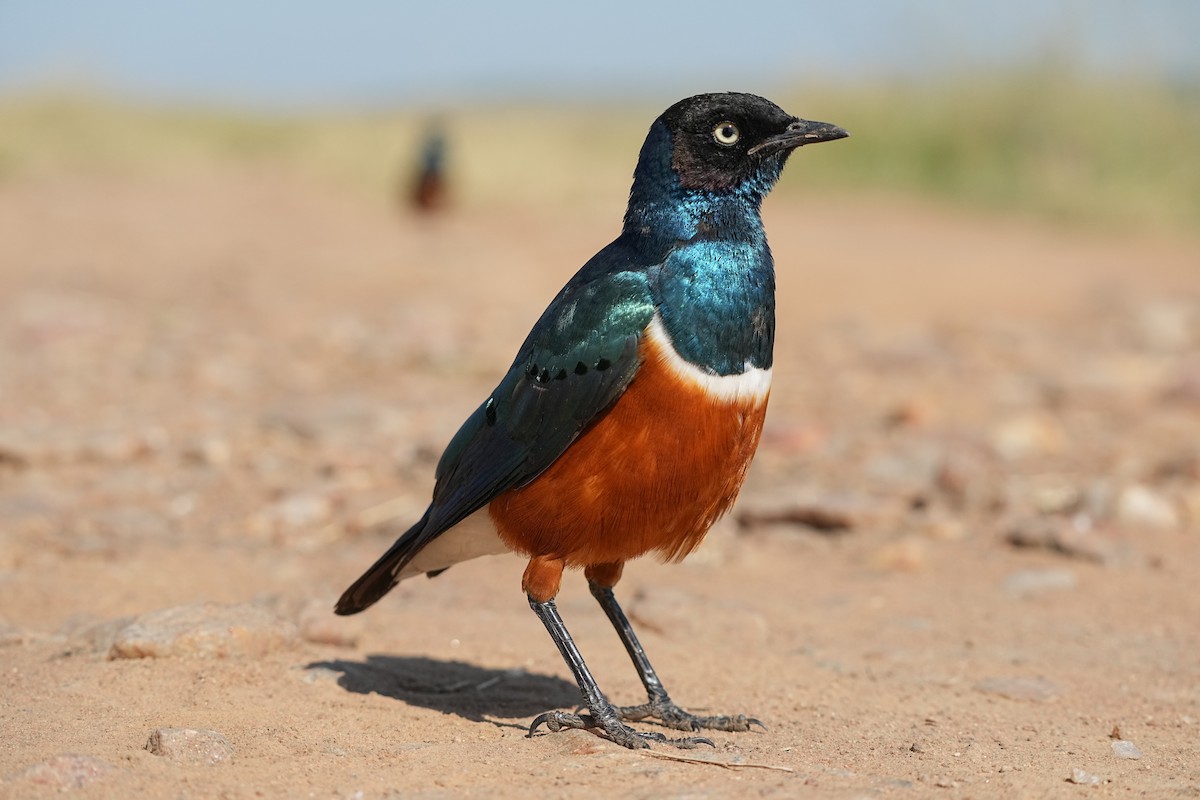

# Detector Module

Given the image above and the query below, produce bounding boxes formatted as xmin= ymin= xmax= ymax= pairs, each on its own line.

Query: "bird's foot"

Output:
xmin=528 ymin=709 xmax=714 ymax=750
xmin=613 ymin=697 xmax=765 ymax=733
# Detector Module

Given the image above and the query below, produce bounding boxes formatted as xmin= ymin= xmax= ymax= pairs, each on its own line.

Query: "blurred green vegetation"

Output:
xmin=783 ymin=70 xmax=1200 ymax=232
xmin=1 ymin=70 xmax=1197 ymax=232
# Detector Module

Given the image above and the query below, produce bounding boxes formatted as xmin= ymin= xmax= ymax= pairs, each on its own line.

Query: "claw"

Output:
xmin=528 ymin=708 xmax=714 ymax=749
xmin=675 ymin=736 xmax=716 ymax=749
xmin=528 ymin=714 xmax=554 ymax=738
xmin=613 ymin=699 xmax=764 ymax=733
xmin=528 ymin=710 xmax=594 ymax=737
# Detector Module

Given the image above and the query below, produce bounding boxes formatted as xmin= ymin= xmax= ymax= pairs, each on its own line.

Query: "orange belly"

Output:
xmin=488 ymin=333 xmax=768 ymax=569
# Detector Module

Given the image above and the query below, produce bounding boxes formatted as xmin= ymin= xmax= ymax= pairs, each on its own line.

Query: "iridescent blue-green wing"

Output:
xmin=335 ymin=251 xmax=656 ymax=614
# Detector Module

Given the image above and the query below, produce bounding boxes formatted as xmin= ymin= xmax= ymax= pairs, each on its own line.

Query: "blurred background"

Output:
xmin=1 ymin=0 xmax=1198 ymax=228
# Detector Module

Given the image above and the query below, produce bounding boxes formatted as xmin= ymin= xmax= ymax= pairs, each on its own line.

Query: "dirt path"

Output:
xmin=1 ymin=171 xmax=1198 ymax=798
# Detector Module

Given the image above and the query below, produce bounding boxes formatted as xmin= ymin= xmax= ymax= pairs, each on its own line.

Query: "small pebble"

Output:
xmin=1111 ymin=739 xmax=1143 ymax=760
xmin=1031 ymin=483 xmax=1082 ymax=515
xmin=871 ymin=536 xmax=927 ymax=572
xmin=301 ymin=666 xmax=342 ymax=684
xmin=1115 ymin=485 xmax=1181 ymax=532
xmin=1003 ymin=568 xmax=1078 ymax=597
xmin=1133 ymin=301 xmax=1195 ymax=351
xmin=1005 ymin=517 xmax=1118 ymax=564
xmin=182 ymin=437 xmax=232 ymax=467
xmin=990 ymin=413 xmax=1067 ymax=461
xmin=146 ymin=728 xmax=233 ymax=766
xmin=58 ymin=615 xmax=134 ymax=656
xmin=1068 ymin=767 xmax=1102 ymax=785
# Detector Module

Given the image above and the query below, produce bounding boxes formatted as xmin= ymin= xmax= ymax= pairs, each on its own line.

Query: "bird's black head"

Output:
xmin=642 ymin=92 xmax=848 ymax=197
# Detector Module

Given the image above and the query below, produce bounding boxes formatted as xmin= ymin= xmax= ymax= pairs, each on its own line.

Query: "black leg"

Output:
xmin=525 ymin=596 xmax=713 ymax=749
xmin=589 ymin=583 xmax=764 ymax=733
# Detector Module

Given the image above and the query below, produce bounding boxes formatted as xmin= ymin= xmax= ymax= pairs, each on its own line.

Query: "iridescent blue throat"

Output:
xmin=622 ymin=122 xmax=778 ymax=376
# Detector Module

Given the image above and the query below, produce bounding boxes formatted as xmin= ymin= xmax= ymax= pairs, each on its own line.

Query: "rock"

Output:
xmin=109 ymin=602 xmax=298 ymax=659
xmin=1004 ymin=516 xmax=1120 ymax=564
xmin=990 ymin=413 xmax=1067 ymax=461
xmin=871 ymin=536 xmax=927 ymax=572
xmin=146 ymin=728 xmax=234 ymax=766
xmin=1110 ymin=739 xmax=1142 ymax=760
xmin=974 ymin=676 xmax=1061 ymax=702
xmin=881 ymin=397 xmax=934 ymax=429
xmin=300 ymin=665 xmax=342 ymax=684
xmin=739 ymin=502 xmax=854 ymax=534
xmin=1003 ymin=568 xmax=1078 ymax=597
xmin=1068 ymin=767 xmax=1102 ymax=785
xmin=58 ymin=614 xmax=135 ymax=656
xmin=737 ymin=488 xmax=898 ymax=534
xmin=1132 ymin=301 xmax=1196 ymax=352
xmin=1115 ymin=485 xmax=1181 ymax=532
xmin=10 ymin=754 xmax=114 ymax=790
xmin=1030 ymin=482 xmax=1082 ymax=515
xmin=181 ymin=437 xmax=232 ymax=467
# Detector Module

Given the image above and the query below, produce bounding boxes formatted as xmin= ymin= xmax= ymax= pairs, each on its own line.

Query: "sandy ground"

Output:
xmin=1 ymin=167 xmax=1199 ymax=799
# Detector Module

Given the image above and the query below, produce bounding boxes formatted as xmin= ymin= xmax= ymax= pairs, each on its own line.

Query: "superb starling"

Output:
xmin=408 ymin=123 xmax=448 ymax=213
xmin=338 ymin=92 xmax=847 ymax=748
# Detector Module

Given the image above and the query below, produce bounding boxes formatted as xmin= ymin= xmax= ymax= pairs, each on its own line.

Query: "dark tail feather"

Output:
xmin=334 ymin=509 xmax=432 ymax=615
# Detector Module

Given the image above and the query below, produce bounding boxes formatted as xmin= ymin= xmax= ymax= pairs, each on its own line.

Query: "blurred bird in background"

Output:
xmin=406 ymin=120 xmax=449 ymax=213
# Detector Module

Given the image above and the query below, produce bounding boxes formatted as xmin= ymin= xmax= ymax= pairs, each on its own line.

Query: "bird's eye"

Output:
xmin=712 ymin=121 xmax=740 ymax=146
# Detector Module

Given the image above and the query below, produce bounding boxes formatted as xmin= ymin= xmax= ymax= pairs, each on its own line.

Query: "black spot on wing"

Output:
xmin=420 ymin=329 xmax=644 ymax=536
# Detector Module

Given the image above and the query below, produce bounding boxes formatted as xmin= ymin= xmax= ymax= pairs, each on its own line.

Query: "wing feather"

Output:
xmin=336 ymin=242 xmax=658 ymax=614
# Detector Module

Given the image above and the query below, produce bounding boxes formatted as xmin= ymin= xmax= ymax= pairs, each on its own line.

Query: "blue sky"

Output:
xmin=0 ymin=1 xmax=1195 ymax=109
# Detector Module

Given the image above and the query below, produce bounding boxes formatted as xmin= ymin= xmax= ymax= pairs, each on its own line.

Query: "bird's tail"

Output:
xmin=334 ymin=509 xmax=432 ymax=615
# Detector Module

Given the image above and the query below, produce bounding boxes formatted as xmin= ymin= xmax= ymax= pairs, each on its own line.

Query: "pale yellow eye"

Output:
xmin=712 ymin=121 xmax=740 ymax=146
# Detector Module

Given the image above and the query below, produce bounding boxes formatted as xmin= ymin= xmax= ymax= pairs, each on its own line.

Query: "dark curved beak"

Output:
xmin=748 ymin=118 xmax=849 ymax=157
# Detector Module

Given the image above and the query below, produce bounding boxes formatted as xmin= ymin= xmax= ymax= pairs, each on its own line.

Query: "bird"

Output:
xmin=408 ymin=122 xmax=449 ymax=213
xmin=337 ymin=92 xmax=847 ymax=749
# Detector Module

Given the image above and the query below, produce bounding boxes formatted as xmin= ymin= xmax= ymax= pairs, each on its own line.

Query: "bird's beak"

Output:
xmin=748 ymin=118 xmax=849 ymax=157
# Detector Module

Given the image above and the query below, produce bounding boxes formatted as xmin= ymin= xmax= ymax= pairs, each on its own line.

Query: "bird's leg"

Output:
xmin=586 ymin=563 xmax=764 ymax=734
xmin=526 ymin=596 xmax=714 ymax=749
xmin=523 ymin=557 xmax=711 ymax=749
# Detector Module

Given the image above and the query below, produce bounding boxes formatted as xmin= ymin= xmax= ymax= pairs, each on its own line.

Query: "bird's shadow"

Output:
xmin=308 ymin=655 xmax=579 ymax=727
